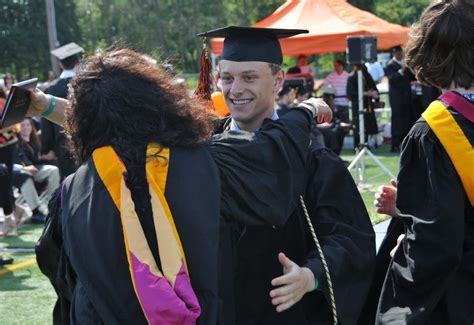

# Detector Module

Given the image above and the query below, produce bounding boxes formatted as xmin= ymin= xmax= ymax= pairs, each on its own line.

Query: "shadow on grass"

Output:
xmin=0 ymin=270 xmax=38 ymax=291
xmin=0 ymin=224 xmax=43 ymax=250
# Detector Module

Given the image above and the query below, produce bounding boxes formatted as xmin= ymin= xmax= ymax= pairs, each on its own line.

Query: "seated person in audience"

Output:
xmin=275 ymin=86 xmax=296 ymax=116
xmin=317 ymin=88 xmax=348 ymax=155
xmin=14 ymin=118 xmax=60 ymax=223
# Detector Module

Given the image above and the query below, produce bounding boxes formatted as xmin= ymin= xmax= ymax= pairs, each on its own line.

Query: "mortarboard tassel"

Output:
xmin=194 ymin=37 xmax=214 ymax=109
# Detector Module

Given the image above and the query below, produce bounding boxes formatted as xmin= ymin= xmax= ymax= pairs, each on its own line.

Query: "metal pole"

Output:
xmin=357 ymin=70 xmax=364 ymax=145
xmin=357 ymin=69 xmax=366 ymax=183
xmin=45 ymin=0 xmax=60 ymax=75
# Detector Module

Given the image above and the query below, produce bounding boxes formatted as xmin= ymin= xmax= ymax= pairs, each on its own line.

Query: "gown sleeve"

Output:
xmin=302 ymin=147 xmax=376 ymax=323
xmin=210 ymin=107 xmax=313 ymax=226
xmin=35 ymin=183 xmax=76 ymax=325
xmin=377 ymin=121 xmax=466 ymax=324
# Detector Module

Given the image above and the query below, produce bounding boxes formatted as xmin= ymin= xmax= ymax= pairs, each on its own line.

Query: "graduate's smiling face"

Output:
xmin=219 ymin=60 xmax=284 ymax=131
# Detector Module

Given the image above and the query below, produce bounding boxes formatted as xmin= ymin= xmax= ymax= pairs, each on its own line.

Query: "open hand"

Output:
xmin=374 ymin=179 xmax=399 ymax=216
xmin=270 ymin=253 xmax=315 ymax=313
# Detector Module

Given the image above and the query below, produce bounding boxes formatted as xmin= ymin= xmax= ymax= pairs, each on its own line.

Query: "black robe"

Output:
xmin=43 ymin=78 xmax=77 ymax=178
xmin=385 ymin=60 xmax=412 ymax=149
xmin=376 ymin=103 xmax=474 ymax=324
xmin=36 ymin=107 xmax=313 ymax=324
xmin=216 ymin=118 xmax=376 ymax=324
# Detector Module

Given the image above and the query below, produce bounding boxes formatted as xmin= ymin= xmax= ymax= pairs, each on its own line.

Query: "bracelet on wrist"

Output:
xmin=42 ymin=95 xmax=56 ymax=117
xmin=312 ymin=277 xmax=319 ymax=291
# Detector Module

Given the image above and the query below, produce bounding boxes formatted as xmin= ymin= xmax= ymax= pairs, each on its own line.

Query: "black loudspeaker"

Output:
xmin=346 ymin=36 xmax=377 ymax=65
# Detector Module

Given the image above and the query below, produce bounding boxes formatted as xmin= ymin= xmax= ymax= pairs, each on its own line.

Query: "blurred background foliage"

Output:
xmin=0 ymin=0 xmax=430 ymax=81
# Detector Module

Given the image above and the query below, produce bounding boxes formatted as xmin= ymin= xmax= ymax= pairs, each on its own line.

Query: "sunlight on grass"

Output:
xmin=0 ymin=225 xmax=54 ymax=324
xmin=341 ymin=143 xmax=400 ymax=225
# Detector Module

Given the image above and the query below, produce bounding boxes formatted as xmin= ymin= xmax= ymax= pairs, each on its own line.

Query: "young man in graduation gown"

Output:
xmin=31 ymin=48 xmax=329 ymax=324
xmin=205 ymin=26 xmax=376 ymax=324
xmin=374 ymin=1 xmax=474 ymax=323
xmin=41 ymin=43 xmax=83 ymax=178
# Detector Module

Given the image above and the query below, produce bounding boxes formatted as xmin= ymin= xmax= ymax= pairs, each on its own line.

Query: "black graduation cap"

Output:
xmin=197 ymin=26 xmax=308 ymax=65
xmin=51 ymin=42 xmax=84 ymax=62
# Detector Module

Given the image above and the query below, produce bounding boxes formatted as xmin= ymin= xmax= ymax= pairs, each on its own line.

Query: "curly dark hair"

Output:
xmin=67 ymin=48 xmax=213 ymax=160
xmin=405 ymin=0 xmax=474 ymax=89
xmin=67 ymin=48 xmax=213 ymax=190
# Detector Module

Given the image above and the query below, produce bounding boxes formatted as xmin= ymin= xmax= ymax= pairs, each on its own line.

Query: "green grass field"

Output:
xmin=0 ymin=225 xmax=54 ymax=324
xmin=0 ymin=144 xmax=399 ymax=323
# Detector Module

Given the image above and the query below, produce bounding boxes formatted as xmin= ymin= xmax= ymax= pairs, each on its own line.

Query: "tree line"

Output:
xmin=0 ymin=0 xmax=430 ymax=81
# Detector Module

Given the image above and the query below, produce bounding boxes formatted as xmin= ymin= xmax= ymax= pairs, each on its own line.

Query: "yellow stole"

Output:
xmin=92 ymin=144 xmax=200 ymax=324
xmin=422 ymin=101 xmax=474 ymax=206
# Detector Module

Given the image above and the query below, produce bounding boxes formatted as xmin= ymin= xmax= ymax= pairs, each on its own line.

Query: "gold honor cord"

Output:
xmin=299 ymin=195 xmax=338 ymax=325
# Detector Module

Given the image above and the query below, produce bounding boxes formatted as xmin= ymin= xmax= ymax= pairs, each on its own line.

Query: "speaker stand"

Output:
xmin=348 ymin=70 xmax=396 ymax=189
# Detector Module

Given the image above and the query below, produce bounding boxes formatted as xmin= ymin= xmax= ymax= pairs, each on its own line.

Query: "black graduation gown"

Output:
xmin=376 ymin=106 xmax=474 ymax=324
xmin=36 ymin=107 xmax=313 ymax=325
xmin=358 ymin=217 xmax=404 ymax=325
xmin=215 ymin=119 xmax=375 ymax=324
xmin=385 ymin=60 xmax=412 ymax=148
xmin=346 ymin=70 xmax=379 ymax=148
xmin=43 ymin=78 xmax=77 ymax=177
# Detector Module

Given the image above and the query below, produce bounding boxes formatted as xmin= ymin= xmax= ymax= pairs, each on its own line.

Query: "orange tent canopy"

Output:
xmin=210 ymin=0 xmax=410 ymax=56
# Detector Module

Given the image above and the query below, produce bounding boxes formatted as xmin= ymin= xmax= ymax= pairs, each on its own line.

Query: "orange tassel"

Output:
xmin=194 ymin=37 xmax=214 ymax=109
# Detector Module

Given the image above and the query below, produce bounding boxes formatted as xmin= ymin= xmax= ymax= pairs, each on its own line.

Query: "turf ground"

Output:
xmin=0 ymin=143 xmax=399 ymax=324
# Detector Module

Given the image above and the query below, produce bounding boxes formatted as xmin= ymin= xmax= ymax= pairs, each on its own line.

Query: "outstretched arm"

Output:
xmin=212 ymin=99 xmax=331 ymax=226
xmin=27 ymin=88 xmax=69 ymax=125
xmin=300 ymin=149 xmax=375 ymax=323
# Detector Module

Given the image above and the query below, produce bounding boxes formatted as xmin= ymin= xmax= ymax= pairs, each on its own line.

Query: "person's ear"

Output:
xmin=273 ymin=70 xmax=285 ymax=93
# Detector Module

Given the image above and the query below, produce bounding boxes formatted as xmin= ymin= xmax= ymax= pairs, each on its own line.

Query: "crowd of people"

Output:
xmin=0 ymin=45 xmax=82 ymax=264
xmin=0 ymin=0 xmax=473 ymax=324
xmin=258 ymin=48 xmax=442 ymax=156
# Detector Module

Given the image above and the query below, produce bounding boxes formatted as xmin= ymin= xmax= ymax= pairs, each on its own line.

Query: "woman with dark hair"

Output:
xmin=372 ymin=0 xmax=474 ymax=323
xmin=14 ymin=118 xmax=60 ymax=223
xmin=32 ymin=48 xmax=327 ymax=324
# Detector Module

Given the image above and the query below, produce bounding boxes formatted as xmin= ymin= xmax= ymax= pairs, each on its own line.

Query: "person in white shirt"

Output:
xmin=323 ymin=59 xmax=350 ymax=123
xmin=366 ymin=61 xmax=385 ymax=84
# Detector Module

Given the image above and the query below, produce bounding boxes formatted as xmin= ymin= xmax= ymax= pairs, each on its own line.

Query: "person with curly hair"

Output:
xmin=32 ymin=48 xmax=329 ymax=324
xmin=372 ymin=0 xmax=474 ymax=323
